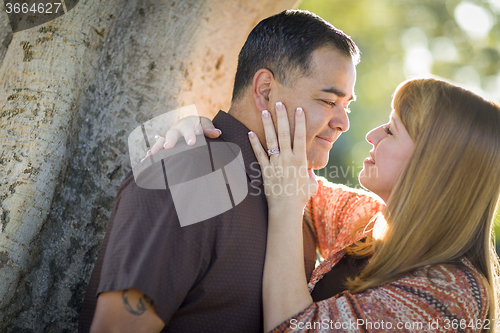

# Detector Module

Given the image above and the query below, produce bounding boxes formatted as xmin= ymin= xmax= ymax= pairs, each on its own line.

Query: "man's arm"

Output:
xmin=90 ymin=288 xmax=165 ymax=333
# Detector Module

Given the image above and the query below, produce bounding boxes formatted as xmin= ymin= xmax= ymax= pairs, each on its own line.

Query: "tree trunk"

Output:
xmin=0 ymin=2 xmax=13 ymax=68
xmin=0 ymin=0 xmax=298 ymax=330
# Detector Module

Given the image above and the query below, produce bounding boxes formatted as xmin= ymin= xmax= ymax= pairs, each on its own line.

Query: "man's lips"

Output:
xmin=316 ymin=136 xmax=335 ymax=145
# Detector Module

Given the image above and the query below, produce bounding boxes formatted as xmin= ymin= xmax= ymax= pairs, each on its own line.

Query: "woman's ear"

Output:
xmin=252 ymin=69 xmax=274 ymax=111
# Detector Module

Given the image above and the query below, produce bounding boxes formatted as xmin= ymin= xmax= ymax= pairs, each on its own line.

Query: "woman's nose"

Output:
xmin=365 ymin=128 xmax=376 ymax=145
xmin=365 ymin=125 xmax=383 ymax=145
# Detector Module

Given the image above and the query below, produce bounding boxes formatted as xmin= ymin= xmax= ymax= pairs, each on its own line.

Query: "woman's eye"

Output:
xmin=384 ymin=127 xmax=393 ymax=135
xmin=322 ymin=100 xmax=336 ymax=107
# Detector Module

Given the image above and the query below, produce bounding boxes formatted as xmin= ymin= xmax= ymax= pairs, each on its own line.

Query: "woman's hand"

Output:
xmin=248 ymin=102 xmax=318 ymax=209
xmin=255 ymin=102 xmax=316 ymax=331
xmin=143 ymin=116 xmax=221 ymax=159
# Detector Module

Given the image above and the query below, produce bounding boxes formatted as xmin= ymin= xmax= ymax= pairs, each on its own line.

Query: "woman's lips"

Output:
xmin=364 ymin=156 xmax=375 ymax=164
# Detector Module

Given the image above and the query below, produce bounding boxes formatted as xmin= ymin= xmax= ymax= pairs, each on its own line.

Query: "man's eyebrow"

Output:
xmin=321 ymin=87 xmax=356 ymax=102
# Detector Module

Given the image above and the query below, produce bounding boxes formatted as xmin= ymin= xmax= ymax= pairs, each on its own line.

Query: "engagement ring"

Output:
xmin=267 ymin=147 xmax=280 ymax=156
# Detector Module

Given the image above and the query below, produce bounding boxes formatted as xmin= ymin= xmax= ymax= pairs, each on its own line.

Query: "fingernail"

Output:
xmin=187 ymin=138 xmax=194 ymax=145
xmin=163 ymin=141 xmax=170 ymax=149
xmin=248 ymin=131 xmax=256 ymax=138
xmin=262 ymin=110 xmax=270 ymax=119
xmin=276 ymin=101 xmax=283 ymax=111
xmin=215 ymin=129 xmax=222 ymax=135
xmin=146 ymin=150 xmax=152 ymax=156
xmin=296 ymin=107 xmax=303 ymax=116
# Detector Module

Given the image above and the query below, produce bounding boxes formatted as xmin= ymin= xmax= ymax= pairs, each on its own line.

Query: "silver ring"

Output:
xmin=267 ymin=147 xmax=280 ymax=156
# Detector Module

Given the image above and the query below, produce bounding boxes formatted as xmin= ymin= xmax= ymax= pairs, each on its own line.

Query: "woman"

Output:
xmin=152 ymin=78 xmax=500 ymax=332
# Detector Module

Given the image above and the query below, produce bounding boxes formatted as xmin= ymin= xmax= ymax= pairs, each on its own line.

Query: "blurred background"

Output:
xmin=298 ymin=0 xmax=500 ymax=247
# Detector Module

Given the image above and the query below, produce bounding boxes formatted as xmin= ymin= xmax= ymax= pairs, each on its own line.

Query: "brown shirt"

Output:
xmin=79 ymin=111 xmax=317 ymax=333
xmin=310 ymin=254 xmax=368 ymax=302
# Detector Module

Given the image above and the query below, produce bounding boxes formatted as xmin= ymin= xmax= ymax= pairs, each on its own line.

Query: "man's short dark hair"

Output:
xmin=232 ymin=9 xmax=360 ymax=101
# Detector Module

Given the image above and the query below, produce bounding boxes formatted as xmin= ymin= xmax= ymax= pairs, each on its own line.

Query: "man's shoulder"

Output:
xmin=121 ymin=136 xmax=251 ymax=228
xmin=134 ymin=138 xmax=242 ymax=185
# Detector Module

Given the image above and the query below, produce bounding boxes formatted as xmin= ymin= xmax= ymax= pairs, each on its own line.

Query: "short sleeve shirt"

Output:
xmin=78 ymin=111 xmax=317 ymax=333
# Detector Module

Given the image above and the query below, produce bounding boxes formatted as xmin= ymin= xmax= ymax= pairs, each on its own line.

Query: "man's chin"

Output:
xmin=307 ymin=158 xmax=329 ymax=170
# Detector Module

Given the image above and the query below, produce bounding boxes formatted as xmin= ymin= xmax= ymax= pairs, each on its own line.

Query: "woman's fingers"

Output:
xmin=294 ymin=107 xmax=316 ymax=196
xmin=141 ymin=137 xmax=165 ymax=162
xmin=159 ymin=116 xmax=198 ymax=150
xmin=248 ymin=102 xmax=313 ymax=205
xmin=162 ymin=116 xmax=221 ymax=150
xmin=164 ymin=116 xmax=201 ymax=149
xmin=142 ymin=115 xmax=222 ymax=162
xmin=261 ymin=110 xmax=279 ymax=160
xmin=262 ymin=102 xmax=300 ymax=158
xmin=148 ymin=136 xmax=167 ymax=156
xmin=275 ymin=102 xmax=291 ymax=154
xmin=248 ymin=131 xmax=270 ymax=169
xmin=162 ymin=127 xmax=184 ymax=150
xmin=293 ymin=107 xmax=306 ymax=157
xmin=201 ymin=117 xmax=222 ymax=138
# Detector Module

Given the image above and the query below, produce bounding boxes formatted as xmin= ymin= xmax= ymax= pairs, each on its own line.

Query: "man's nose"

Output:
xmin=329 ymin=106 xmax=350 ymax=132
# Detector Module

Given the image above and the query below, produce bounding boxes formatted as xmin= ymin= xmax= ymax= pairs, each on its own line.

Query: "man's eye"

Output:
xmin=322 ymin=100 xmax=336 ymax=107
xmin=384 ymin=127 xmax=393 ymax=135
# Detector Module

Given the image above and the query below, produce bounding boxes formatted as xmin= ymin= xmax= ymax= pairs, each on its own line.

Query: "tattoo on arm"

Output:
xmin=121 ymin=289 xmax=155 ymax=316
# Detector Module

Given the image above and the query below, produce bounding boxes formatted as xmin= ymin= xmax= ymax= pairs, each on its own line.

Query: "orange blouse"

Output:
xmin=272 ymin=177 xmax=490 ymax=332
xmin=307 ymin=177 xmax=384 ymax=292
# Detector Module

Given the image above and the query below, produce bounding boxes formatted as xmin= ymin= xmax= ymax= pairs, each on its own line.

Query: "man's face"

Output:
xmin=268 ymin=46 xmax=356 ymax=169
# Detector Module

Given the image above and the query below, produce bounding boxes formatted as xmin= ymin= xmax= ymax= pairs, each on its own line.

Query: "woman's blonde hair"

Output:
xmin=347 ymin=78 xmax=500 ymax=322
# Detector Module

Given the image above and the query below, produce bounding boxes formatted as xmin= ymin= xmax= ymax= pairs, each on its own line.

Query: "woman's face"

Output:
xmin=359 ymin=112 xmax=414 ymax=202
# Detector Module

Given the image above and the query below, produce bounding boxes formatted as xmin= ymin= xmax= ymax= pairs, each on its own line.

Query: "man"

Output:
xmin=79 ymin=9 xmax=359 ymax=332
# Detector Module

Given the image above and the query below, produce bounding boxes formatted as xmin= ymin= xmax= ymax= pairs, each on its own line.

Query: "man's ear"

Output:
xmin=252 ymin=69 xmax=274 ymax=111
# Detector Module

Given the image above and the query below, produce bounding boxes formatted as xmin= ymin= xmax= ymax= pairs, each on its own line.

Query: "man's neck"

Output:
xmin=227 ymin=105 xmax=264 ymax=143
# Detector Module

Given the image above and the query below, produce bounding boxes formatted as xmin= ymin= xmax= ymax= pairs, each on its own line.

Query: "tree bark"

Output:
xmin=0 ymin=0 xmax=298 ymax=330
xmin=0 ymin=2 xmax=13 ymax=68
